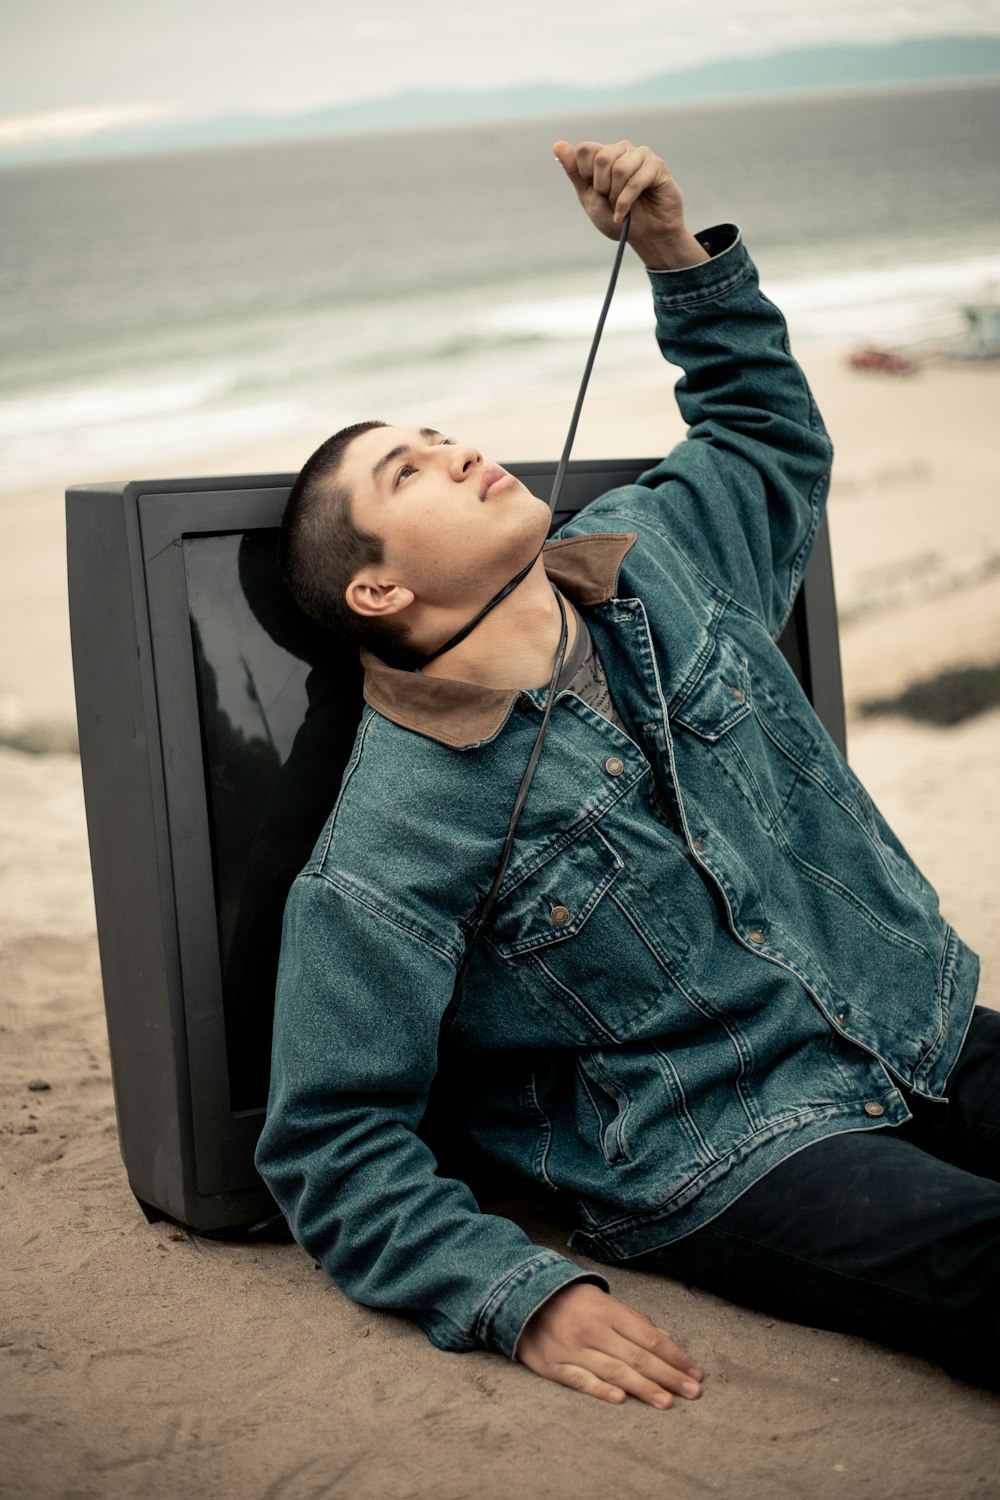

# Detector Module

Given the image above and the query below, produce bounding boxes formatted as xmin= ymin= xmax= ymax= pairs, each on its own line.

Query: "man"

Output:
xmin=255 ymin=141 xmax=1000 ymax=1407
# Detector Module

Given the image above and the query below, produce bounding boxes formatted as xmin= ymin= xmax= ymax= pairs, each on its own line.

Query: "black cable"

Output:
xmin=546 ymin=211 xmax=631 ymax=521
xmin=421 ymin=548 xmax=541 ymax=665
xmin=449 ymin=588 xmax=568 ymax=1001
xmin=441 ymin=213 xmax=633 ymax=1014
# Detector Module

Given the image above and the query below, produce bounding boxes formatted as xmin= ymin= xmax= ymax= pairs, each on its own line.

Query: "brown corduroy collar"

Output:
xmin=360 ymin=531 xmax=637 ymax=749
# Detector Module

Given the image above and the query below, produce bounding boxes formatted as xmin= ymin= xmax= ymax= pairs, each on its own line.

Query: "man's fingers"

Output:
xmin=590 ymin=140 xmax=631 ymax=199
xmin=552 ymin=140 xmax=584 ymax=190
xmin=556 ymin=1362 xmax=634 ymax=1406
xmin=612 ymin=156 xmax=661 ymax=223
xmin=611 ymin=1311 xmax=704 ymax=1380
xmin=592 ymin=1352 xmax=679 ymax=1408
xmin=570 ymin=140 xmax=605 ymax=184
xmin=608 ymin=144 xmax=648 ymax=198
xmin=555 ymin=139 xmax=671 ymax=232
xmin=557 ymin=1360 xmax=673 ymax=1409
xmin=603 ymin=1332 xmax=703 ymax=1399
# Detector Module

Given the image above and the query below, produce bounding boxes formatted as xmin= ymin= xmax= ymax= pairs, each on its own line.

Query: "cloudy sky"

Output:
xmin=4 ymin=0 xmax=1000 ymax=147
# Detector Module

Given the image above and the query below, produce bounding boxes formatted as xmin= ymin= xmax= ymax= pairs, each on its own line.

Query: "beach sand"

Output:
xmin=2 ymin=351 xmax=1000 ymax=1497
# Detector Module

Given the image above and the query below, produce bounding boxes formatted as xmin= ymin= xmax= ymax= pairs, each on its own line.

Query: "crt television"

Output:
xmin=67 ymin=463 xmax=845 ymax=1234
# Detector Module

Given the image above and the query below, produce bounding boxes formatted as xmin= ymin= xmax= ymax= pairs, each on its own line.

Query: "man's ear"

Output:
xmin=345 ymin=567 xmax=415 ymax=621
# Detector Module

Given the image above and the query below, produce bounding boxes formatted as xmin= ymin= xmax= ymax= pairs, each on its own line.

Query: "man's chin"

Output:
xmin=524 ymin=488 xmax=554 ymax=537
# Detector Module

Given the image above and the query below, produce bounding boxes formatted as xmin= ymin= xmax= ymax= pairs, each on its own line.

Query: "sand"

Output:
xmin=2 ymin=350 xmax=1000 ymax=1498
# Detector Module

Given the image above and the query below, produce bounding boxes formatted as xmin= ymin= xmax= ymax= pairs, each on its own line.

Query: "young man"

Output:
xmin=255 ymin=141 xmax=1000 ymax=1407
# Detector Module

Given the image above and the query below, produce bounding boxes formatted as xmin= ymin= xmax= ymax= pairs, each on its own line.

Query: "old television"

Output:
xmin=67 ymin=464 xmax=846 ymax=1234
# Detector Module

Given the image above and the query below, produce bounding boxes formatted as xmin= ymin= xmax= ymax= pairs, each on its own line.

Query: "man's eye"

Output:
xmin=396 ymin=463 xmax=416 ymax=486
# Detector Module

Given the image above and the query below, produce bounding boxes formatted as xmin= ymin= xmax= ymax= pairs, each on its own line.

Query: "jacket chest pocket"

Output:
xmin=488 ymin=827 xmax=623 ymax=959
xmin=670 ymin=635 xmax=754 ymax=742
xmin=671 ymin=634 xmax=816 ymax=831
xmin=484 ymin=826 xmax=668 ymax=1045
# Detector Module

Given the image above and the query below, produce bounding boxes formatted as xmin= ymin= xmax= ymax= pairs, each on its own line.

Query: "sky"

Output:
xmin=4 ymin=0 xmax=1000 ymax=149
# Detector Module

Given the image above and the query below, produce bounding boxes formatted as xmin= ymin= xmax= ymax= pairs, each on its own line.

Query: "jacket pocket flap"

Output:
xmin=670 ymin=637 xmax=752 ymax=741
xmin=488 ymin=828 xmax=623 ymax=958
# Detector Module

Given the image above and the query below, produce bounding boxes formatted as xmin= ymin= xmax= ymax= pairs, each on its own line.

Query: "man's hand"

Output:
xmin=516 ymin=1282 xmax=704 ymax=1408
xmin=552 ymin=139 xmax=709 ymax=271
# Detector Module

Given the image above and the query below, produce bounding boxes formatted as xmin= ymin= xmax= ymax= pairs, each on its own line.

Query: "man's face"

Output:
xmin=339 ymin=425 xmax=550 ymax=612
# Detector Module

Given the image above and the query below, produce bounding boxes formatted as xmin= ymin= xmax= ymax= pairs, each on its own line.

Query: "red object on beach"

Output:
xmin=847 ymin=347 xmax=916 ymax=374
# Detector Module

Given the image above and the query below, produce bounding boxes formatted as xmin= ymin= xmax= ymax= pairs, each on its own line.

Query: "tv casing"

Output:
xmin=67 ymin=463 xmax=846 ymax=1233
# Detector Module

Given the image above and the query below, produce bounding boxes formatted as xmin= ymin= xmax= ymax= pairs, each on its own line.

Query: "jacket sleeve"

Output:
xmin=585 ymin=224 xmax=834 ymax=640
xmin=254 ymin=869 xmax=608 ymax=1357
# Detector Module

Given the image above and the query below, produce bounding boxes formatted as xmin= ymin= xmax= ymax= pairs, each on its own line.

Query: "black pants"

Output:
xmin=625 ymin=1006 xmax=1000 ymax=1388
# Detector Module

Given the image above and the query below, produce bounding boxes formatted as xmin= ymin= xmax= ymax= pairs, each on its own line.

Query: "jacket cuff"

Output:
xmin=476 ymin=1249 xmax=610 ymax=1360
xmin=646 ymin=224 xmax=750 ymax=304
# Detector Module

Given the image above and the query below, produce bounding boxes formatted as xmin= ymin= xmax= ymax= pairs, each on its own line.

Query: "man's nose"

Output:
xmin=448 ymin=443 xmax=482 ymax=479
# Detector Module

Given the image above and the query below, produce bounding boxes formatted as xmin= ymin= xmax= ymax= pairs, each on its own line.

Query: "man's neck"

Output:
xmin=417 ymin=555 xmax=577 ymax=690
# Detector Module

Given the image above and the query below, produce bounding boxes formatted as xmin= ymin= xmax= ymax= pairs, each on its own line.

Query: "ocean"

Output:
xmin=2 ymin=80 xmax=999 ymax=496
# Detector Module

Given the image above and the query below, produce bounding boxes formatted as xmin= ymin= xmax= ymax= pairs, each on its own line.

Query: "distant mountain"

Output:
xmin=5 ymin=35 xmax=1000 ymax=167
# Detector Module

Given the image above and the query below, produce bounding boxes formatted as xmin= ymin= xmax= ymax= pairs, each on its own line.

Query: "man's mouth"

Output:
xmin=479 ymin=465 xmax=513 ymax=501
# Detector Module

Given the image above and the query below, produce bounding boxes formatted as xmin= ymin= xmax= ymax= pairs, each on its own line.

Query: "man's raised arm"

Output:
xmin=555 ymin=139 xmax=834 ymax=640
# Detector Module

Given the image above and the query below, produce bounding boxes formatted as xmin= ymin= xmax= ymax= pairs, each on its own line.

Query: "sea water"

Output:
xmin=2 ymin=80 xmax=998 ymax=494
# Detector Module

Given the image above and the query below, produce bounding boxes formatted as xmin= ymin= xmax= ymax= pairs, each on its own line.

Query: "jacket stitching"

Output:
xmin=769 ymin=822 xmax=937 ymax=961
xmin=574 ymin=1100 xmax=896 ymax=1237
xmin=608 ymin=889 xmax=764 ymax=1137
xmin=473 ymin=1252 xmax=562 ymax=1346
xmin=311 ymin=869 xmax=461 ymax=966
xmin=576 ymin=1057 xmax=631 ymax=1165
xmin=525 ymin=1072 xmax=557 ymax=1188
xmin=651 ymin=261 xmax=754 ymax=308
xmin=315 ymin=709 xmax=377 ymax=869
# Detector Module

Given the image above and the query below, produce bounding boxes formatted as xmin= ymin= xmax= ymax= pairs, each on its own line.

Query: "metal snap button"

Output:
xmin=864 ymin=1101 xmax=885 ymax=1118
xmin=835 ymin=1013 xmax=846 ymax=1026
xmin=728 ymin=684 xmax=745 ymax=703
xmin=747 ymin=927 xmax=765 ymax=945
xmin=549 ymin=905 xmax=571 ymax=927
xmin=692 ymin=836 xmax=705 ymax=852
xmin=604 ymin=757 xmax=624 ymax=777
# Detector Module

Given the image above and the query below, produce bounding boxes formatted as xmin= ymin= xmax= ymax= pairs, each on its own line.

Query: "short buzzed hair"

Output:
xmin=278 ymin=420 xmax=422 ymax=668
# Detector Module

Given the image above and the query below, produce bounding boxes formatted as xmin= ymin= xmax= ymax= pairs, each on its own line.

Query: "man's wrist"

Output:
xmin=633 ymin=228 xmax=712 ymax=272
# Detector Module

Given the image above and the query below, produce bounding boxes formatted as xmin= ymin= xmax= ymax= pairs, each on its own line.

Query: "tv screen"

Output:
xmin=185 ymin=528 xmax=364 ymax=1112
xmin=67 ymin=465 xmax=844 ymax=1232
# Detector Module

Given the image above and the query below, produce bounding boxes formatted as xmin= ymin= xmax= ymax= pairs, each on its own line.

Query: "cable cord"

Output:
xmin=443 ymin=212 xmax=632 ymax=1010
xmin=546 ymin=211 xmax=632 ymax=521
xmin=450 ymin=588 xmax=568 ymax=999
xmin=420 ymin=548 xmax=540 ymax=665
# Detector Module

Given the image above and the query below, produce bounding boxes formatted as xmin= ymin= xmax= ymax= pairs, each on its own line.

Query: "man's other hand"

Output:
xmin=552 ymin=139 xmax=709 ymax=271
xmin=515 ymin=1281 xmax=704 ymax=1408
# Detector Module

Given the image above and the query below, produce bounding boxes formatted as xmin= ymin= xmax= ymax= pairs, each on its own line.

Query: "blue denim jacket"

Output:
xmin=255 ymin=227 xmax=979 ymax=1361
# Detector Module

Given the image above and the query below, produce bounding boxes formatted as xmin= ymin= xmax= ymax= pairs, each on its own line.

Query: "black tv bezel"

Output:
xmin=140 ymin=485 xmax=289 ymax=1197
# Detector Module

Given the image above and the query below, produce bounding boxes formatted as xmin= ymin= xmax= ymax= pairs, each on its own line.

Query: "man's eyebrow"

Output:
xmin=371 ymin=428 xmax=444 ymax=487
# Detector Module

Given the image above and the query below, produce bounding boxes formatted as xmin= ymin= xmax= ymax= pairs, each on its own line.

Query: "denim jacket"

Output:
xmin=255 ymin=227 xmax=979 ymax=1361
